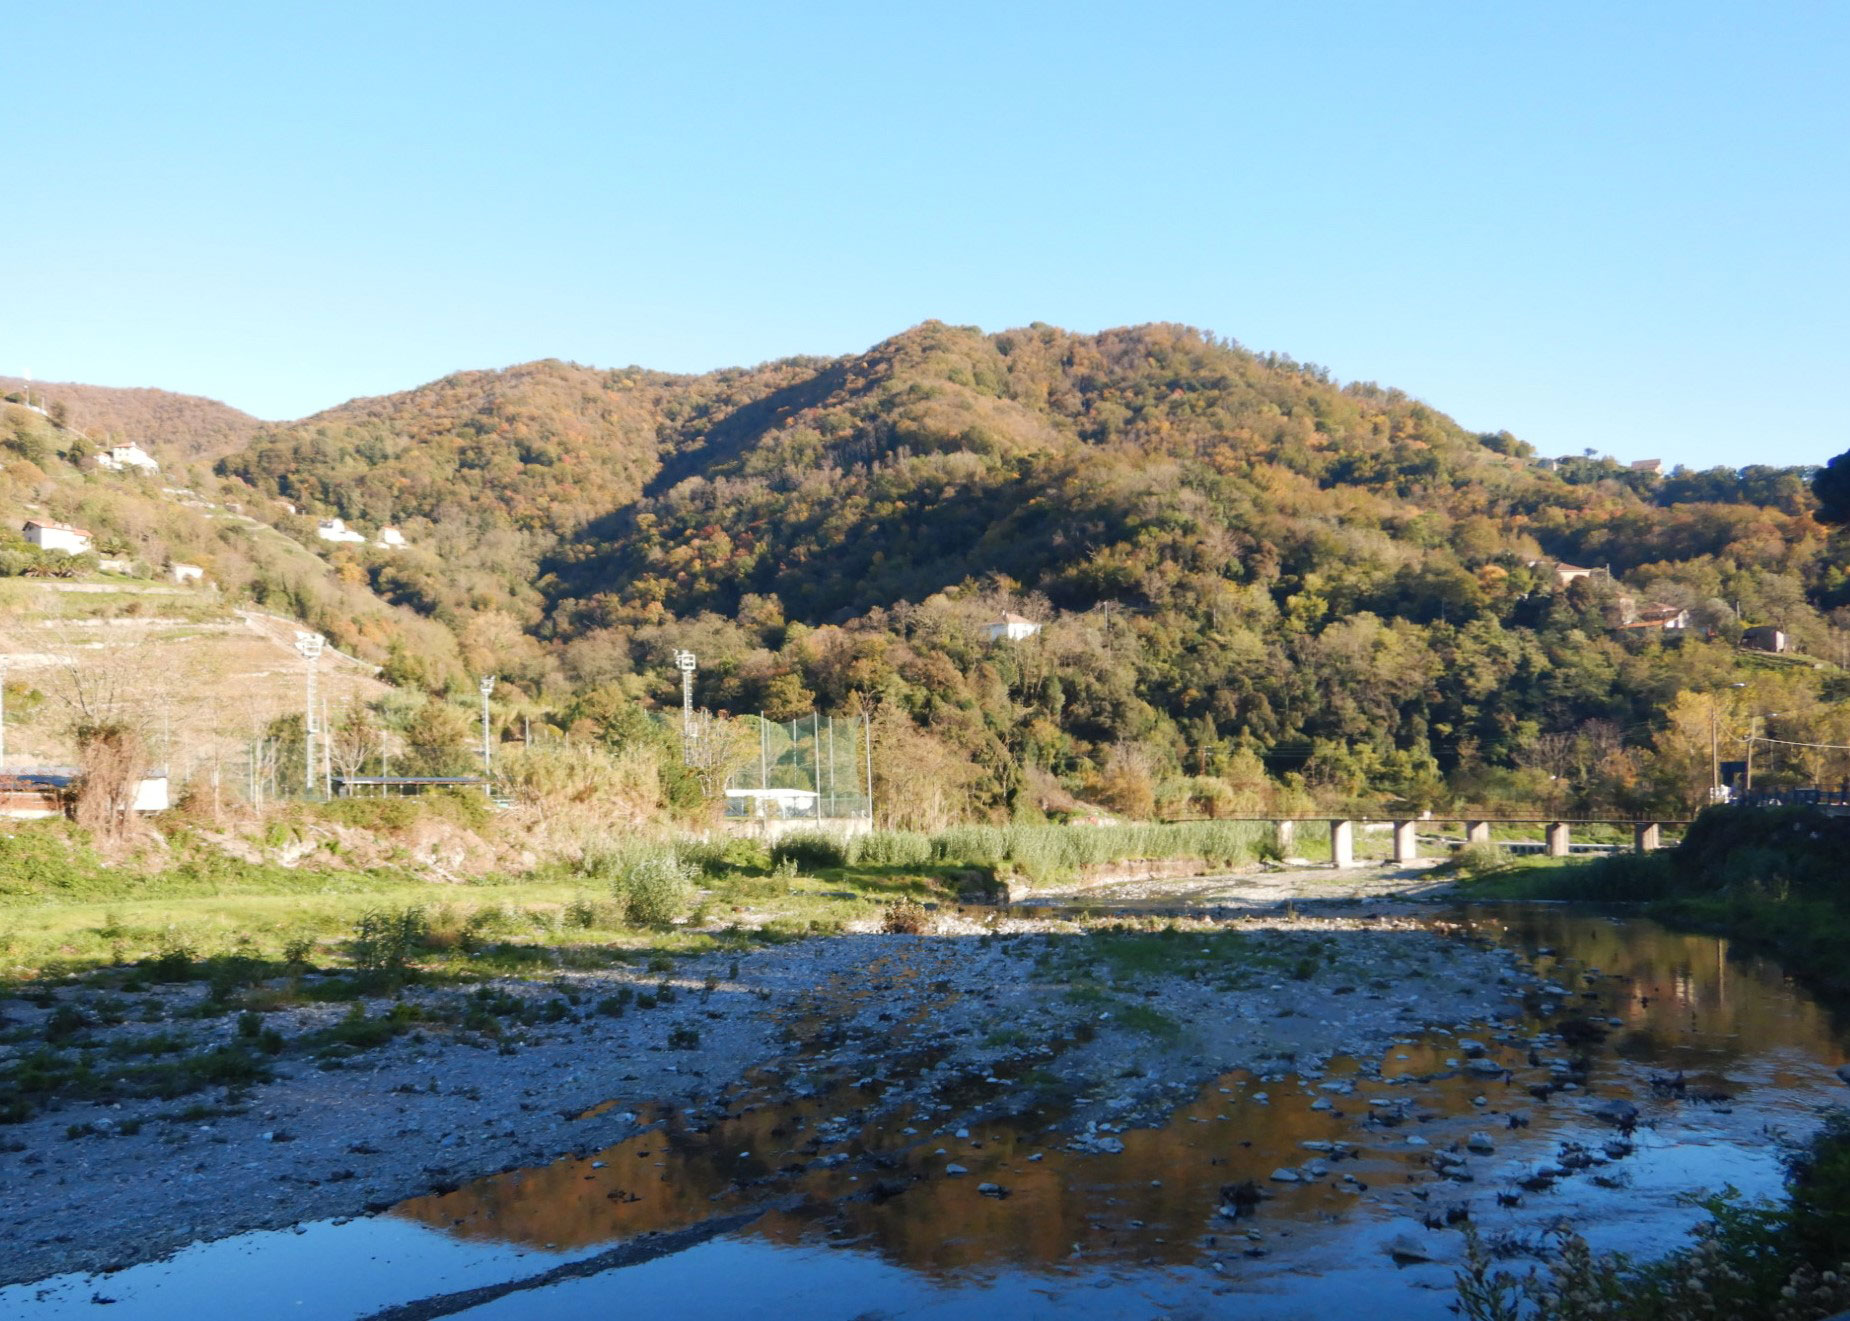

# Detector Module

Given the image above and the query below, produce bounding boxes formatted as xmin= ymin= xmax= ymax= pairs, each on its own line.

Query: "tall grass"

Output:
xmin=814 ymin=821 xmax=1270 ymax=883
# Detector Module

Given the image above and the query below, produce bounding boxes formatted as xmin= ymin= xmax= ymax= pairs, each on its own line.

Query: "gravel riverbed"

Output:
xmin=0 ymin=874 xmax=1537 ymax=1287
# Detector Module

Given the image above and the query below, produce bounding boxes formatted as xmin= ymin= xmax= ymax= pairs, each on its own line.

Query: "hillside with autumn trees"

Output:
xmin=188 ymin=321 xmax=1848 ymax=826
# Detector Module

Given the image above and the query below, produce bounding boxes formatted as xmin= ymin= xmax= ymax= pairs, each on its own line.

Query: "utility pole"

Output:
xmin=478 ymin=675 xmax=497 ymax=788
xmin=294 ymin=633 xmax=324 ymax=797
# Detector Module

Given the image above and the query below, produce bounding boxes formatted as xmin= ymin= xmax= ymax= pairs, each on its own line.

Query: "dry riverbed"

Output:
xmin=0 ymin=880 xmax=1538 ymax=1288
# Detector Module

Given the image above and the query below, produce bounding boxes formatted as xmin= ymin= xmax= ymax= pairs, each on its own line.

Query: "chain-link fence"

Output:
xmin=723 ymin=713 xmax=872 ymax=821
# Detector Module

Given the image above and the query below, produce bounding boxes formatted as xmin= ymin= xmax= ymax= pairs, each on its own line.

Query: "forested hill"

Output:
xmin=0 ymin=377 xmax=264 ymax=461
xmin=209 ymin=321 xmax=1845 ymax=823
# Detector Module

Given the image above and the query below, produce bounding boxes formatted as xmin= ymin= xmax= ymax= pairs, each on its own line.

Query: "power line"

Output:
xmin=1748 ymin=734 xmax=1850 ymax=752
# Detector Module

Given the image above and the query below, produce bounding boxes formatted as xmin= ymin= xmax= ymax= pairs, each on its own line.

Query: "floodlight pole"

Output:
xmin=673 ymin=649 xmax=696 ymax=764
xmin=478 ymin=675 xmax=497 ymax=785
xmin=294 ymin=633 xmax=324 ymax=796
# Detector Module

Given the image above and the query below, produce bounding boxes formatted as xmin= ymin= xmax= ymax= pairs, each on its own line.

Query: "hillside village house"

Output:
xmin=22 ymin=519 xmax=92 ymax=554
xmin=984 ymin=612 xmax=1042 ymax=643
xmin=316 ymin=517 xmax=368 ymax=544
xmin=1616 ymin=601 xmax=1690 ymax=632
xmin=97 ymin=443 xmax=159 ymax=473
xmin=169 ymin=562 xmax=205 ymax=584
xmin=1629 ymin=458 xmax=1664 ymax=476
xmin=376 ymin=526 xmax=409 ymax=549
xmin=1743 ymin=626 xmax=1790 ymax=654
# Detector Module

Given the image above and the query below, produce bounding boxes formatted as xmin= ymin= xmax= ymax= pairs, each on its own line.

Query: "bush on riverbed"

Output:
xmin=611 ymin=852 xmax=696 ymax=927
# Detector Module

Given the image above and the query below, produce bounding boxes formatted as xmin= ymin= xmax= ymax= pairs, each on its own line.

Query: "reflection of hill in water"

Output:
xmin=395 ymin=910 xmax=1848 ymax=1280
xmin=1470 ymin=905 xmax=1843 ymax=1071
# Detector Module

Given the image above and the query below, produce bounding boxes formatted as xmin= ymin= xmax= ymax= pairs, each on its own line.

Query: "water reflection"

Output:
xmin=396 ymin=906 xmax=1850 ymax=1303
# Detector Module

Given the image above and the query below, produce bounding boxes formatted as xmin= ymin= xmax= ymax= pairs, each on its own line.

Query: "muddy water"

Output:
xmin=7 ymin=907 xmax=1847 ymax=1320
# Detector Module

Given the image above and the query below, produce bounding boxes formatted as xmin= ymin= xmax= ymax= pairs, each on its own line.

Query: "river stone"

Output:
xmin=1467 ymin=1132 xmax=1496 ymax=1154
xmin=1384 ymin=1231 xmax=1443 ymax=1264
xmin=1269 ymin=1167 xmax=1301 ymax=1182
xmin=1592 ymin=1099 xmax=1639 ymax=1126
xmin=1465 ymin=1058 xmax=1505 ymax=1078
xmin=945 ymin=1163 xmax=968 ymax=1176
xmin=1836 ymin=1064 xmax=1850 ymax=1087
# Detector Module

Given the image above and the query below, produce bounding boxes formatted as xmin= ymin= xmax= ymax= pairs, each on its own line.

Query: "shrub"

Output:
xmin=350 ymin=906 xmax=427 ymax=984
xmin=770 ymin=832 xmax=848 ymax=871
xmin=849 ymin=831 xmax=935 ymax=868
xmin=882 ymin=898 xmax=930 ymax=935
xmin=1451 ymin=840 xmax=1514 ymax=878
xmin=615 ymin=853 xmax=696 ymax=927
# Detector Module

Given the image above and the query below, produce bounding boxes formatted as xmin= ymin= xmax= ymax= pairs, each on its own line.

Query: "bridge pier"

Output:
xmin=1546 ymin=822 xmax=1572 ymax=858
xmin=1464 ymin=820 xmax=1491 ymax=847
xmin=1391 ymin=820 xmax=1418 ymax=864
xmin=1274 ymin=820 xmax=1295 ymax=854
xmin=1330 ymin=819 xmax=1356 ymax=868
xmin=1634 ymin=822 xmax=1661 ymax=853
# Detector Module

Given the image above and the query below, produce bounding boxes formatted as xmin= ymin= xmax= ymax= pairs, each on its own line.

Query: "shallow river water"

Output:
xmin=6 ymin=905 xmax=1847 ymax=1320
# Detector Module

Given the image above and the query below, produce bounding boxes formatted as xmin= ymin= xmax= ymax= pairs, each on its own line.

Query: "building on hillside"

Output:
xmin=1743 ymin=626 xmax=1790 ymax=654
xmin=375 ymin=526 xmax=409 ymax=549
xmin=983 ymin=612 xmax=1042 ymax=643
xmin=1528 ymin=559 xmax=1597 ymax=588
xmin=275 ymin=498 xmax=298 ymax=515
xmin=1617 ymin=603 xmax=1690 ymax=632
xmin=1629 ymin=458 xmax=1663 ymax=476
xmin=316 ymin=517 xmax=368 ymax=544
xmin=97 ymin=556 xmax=136 ymax=574
xmin=169 ymin=562 xmax=205 ymax=585
xmin=97 ymin=443 xmax=160 ymax=473
xmin=22 ymin=519 xmax=93 ymax=554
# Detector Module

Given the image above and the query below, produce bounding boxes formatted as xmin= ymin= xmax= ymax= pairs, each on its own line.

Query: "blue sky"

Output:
xmin=4 ymin=2 xmax=1845 ymax=468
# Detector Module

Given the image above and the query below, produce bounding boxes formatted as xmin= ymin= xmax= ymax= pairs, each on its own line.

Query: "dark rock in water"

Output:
xmin=1220 ymin=1179 xmax=1264 ymax=1210
xmin=1592 ymin=1099 xmax=1639 ymax=1128
xmin=1835 ymin=1063 xmax=1850 ymax=1087
xmin=1556 ymin=1017 xmax=1609 ymax=1047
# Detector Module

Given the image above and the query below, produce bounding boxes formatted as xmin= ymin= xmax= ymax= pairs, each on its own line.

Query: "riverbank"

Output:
xmin=1458 ymin=805 xmax=1850 ymax=1005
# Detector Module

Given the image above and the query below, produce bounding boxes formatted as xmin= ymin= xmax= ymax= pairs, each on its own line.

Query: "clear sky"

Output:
xmin=5 ymin=2 xmax=1845 ymax=468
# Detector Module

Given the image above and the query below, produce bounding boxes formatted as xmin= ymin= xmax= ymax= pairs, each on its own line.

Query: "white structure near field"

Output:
xmin=376 ymin=526 xmax=409 ymax=549
xmin=97 ymin=443 xmax=159 ymax=473
xmin=22 ymin=519 xmax=93 ymax=554
xmin=984 ymin=612 xmax=1042 ymax=643
xmin=316 ymin=517 xmax=368 ymax=544
xmin=169 ymin=562 xmax=205 ymax=584
xmin=0 ymin=772 xmax=169 ymax=819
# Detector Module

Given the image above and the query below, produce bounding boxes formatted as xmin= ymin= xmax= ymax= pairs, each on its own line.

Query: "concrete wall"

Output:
xmin=720 ymin=816 xmax=874 ymax=844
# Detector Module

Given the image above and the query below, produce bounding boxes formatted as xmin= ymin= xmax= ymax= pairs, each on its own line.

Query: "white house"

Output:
xmin=169 ymin=562 xmax=205 ymax=585
xmin=97 ymin=443 xmax=160 ymax=474
xmin=984 ymin=612 xmax=1042 ymax=643
xmin=22 ymin=519 xmax=93 ymax=554
xmin=316 ymin=517 xmax=368 ymax=544
xmin=375 ymin=526 xmax=409 ymax=549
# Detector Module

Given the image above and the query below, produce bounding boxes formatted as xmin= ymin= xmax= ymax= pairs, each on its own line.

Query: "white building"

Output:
xmin=97 ymin=443 xmax=160 ymax=473
xmin=984 ymin=612 xmax=1043 ymax=643
xmin=22 ymin=519 xmax=93 ymax=554
xmin=316 ymin=517 xmax=368 ymax=544
xmin=375 ymin=526 xmax=409 ymax=549
xmin=170 ymin=562 xmax=205 ymax=584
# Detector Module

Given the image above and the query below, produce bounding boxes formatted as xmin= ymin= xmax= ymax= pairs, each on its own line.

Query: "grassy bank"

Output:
xmin=0 ymin=815 xmax=1281 ymax=986
xmin=1458 ymin=805 xmax=1850 ymax=1001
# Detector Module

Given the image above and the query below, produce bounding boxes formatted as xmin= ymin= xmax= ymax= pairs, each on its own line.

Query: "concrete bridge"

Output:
xmin=1248 ymin=816 xmax=1691 ymax=868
